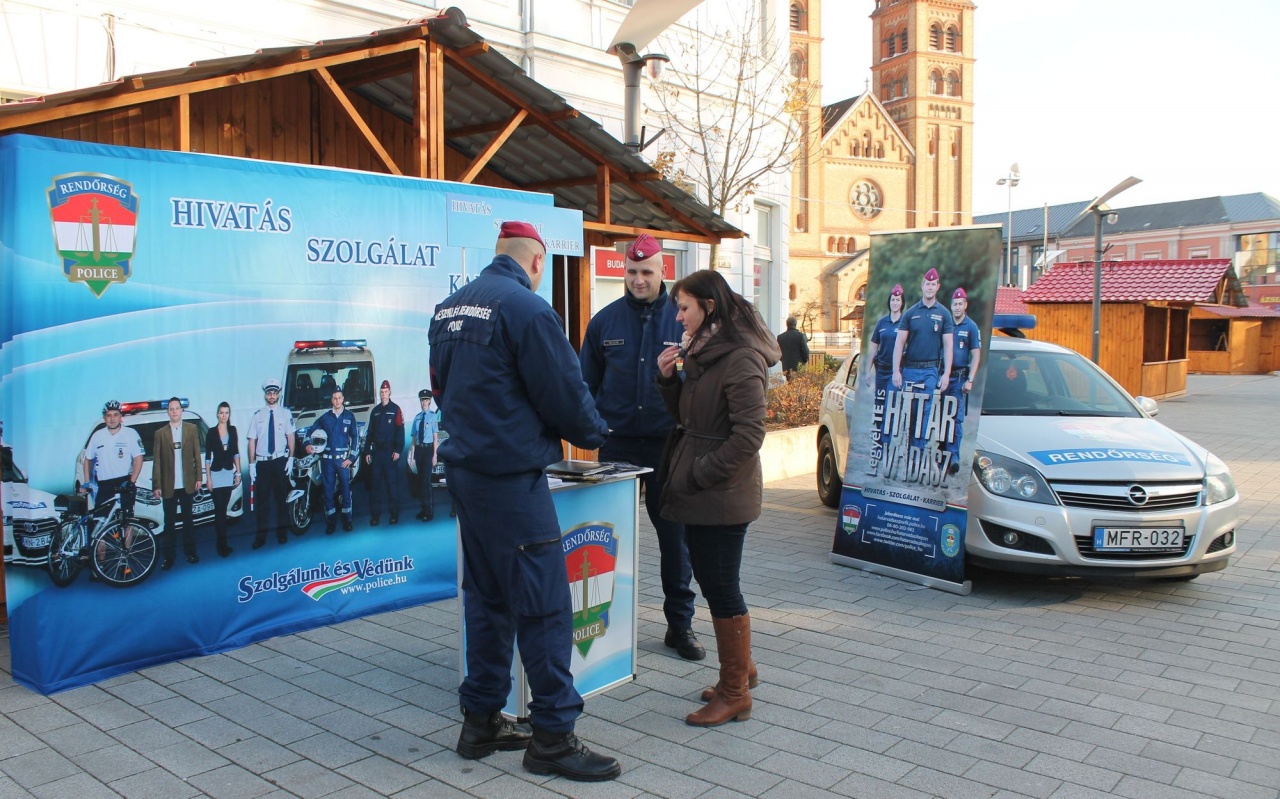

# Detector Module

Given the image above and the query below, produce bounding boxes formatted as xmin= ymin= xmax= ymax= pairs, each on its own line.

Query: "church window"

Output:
xmin=896 ymin=74 xmax=907 ymax=97
xmin=946 ymin=25 xmax=960 ymax=52
xmin=887 ymin=34 xmax=897 ymax=58
xmin=898 ymin=28 xmax=908 ymax=53
xmin=881 ymin=76 xmax=893 ymax=98
xmin=875 ymin=143 xmax=885 ymax=158
xmin=855 ymin=284 xmax=867 ymax=301
xmin=946 ymin=71 xmax=961 ymax=97
xmin=827 ymin=236 xmax=836 ymax=252
xmin=930 ymin=23 xmax=942 ymax=49
xmin=790 ymin=50 xmax=807 ymax=79
xmin=789 ymin=2 xmax=806 ymax=32
xmin=850 ymin=179 xmax=883 ymax=220
xmin=789 ymin=283 xmax=797 ymax=301
xmin=929 ymin=69 xmax=942 ymax=94
xmin=851 ymin=139 xmax=860 ymax=157
xmin=838 ymin=237 xmax=847 ymax=252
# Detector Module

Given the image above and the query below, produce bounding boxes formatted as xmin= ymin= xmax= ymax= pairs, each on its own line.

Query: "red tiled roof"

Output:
xmin=1022 ymin=260 xmax=1233 ymax=303
xmin=1194 ymin=304 xmax=1280 ymax=318
xmin=995 ymin=286 xmax=1029 ymax=315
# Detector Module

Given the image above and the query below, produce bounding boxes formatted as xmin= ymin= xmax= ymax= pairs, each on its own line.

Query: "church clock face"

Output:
xmin=850 ymin=180 xmax=882 ymax=220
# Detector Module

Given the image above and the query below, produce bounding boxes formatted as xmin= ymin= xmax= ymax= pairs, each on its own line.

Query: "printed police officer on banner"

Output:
xmin=891 ymin=267 xmax=954 ymax=456
xmin=579 ymin=233 xmax=703 ymax=662
xmin=246 ymin=378 xmax=296 ymax=549
xmin=945 ymin=287 xmax=982 ymax=476
xmin=429 ymin=220 xmax=621 ymax=782
xmin=305 ymin=388 xmax=359 ymax=534
xmin=363 ymin=379 xmax=404 ymax=526
xmin=407 ymin=388 xmax=440 ymax=522
xmin=81 ymin=399 xmax=144 ymax=514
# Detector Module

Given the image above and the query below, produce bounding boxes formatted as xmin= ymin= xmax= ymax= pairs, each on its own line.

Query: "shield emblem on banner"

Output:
xmin=841 ymin=504 xmax=862 ymax=535
xmin=47 ymin=173 xmax=139 ymax=297
xmin=563 ymin=521 xmax=618 ymax=657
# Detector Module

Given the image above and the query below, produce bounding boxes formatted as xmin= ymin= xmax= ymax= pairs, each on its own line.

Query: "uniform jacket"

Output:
xmin=656 ymin=315 xmax=781 ymax=526
xmin=363 ymin=400 xmax=404 ymax=453
xmin=579 ymin=284 xmax=682 ymax=440
xmin=429 ymin=254 xmax=608 ymax=475
xmin=152 ymin=422 xmax=203 ymax=498
xmin=308 ymin=409 xmax=359 ymax=460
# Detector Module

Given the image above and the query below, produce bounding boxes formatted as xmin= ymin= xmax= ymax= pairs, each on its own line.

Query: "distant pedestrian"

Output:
xmin=776 ymin=316 xmax=810 ymax=376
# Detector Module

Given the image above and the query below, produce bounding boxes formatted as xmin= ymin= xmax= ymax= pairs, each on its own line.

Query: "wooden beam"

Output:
xmin=454 ymin=42 xmax=490 ymax=59
xmin=424 ymin=40 xmax=445 ymax=180
xmin=596 ymin=164 xmax=611 ymax=226
xmin=328 ymin=51 xmax=418 ymax=87
xmin=524 ymin=169 xmax=660 ymax=191
xmin=458 ymin=109 xmax=527 ymax=183
xmin=442 ymin=50 xmax=718 ymax=238
xmin=0 ymin=39 xmax=426 ymax=132
xmin=445 ymin=109 xmax=577 ymax=139
xmin=173 ymin=93 xmax=190 ymax=152
xmin=583 ymin=221 xmax=735 ymax=245
xmin=311 ymin=66 xmax=402 ymax=175
xmin=413 ymin=41 xmax=429 ymax=178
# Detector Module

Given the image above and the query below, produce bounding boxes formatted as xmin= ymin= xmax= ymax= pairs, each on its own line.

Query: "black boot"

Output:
xmin=455 ymin=710 xmax=532 ymax=759
xmin=522 ymin=729 xmax=621 ymax=781
xmin=664 ymin=627 xmax=706 ymax=661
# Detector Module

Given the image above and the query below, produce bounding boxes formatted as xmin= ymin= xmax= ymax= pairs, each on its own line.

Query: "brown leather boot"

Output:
xmin=686 ymin=614 xmax=752 ymax=726
xmin=699 ymin=660 xmax=759 ymax=702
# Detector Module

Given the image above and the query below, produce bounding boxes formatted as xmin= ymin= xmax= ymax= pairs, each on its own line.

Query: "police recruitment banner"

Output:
xmin=829 ymin=226 xmax=1001 ymax=595
xmin=0 ymin=133 xmax=581 ymax=693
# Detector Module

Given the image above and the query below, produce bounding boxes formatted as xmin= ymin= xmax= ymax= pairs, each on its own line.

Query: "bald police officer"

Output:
xmin=429 ymin=220 xmax=620 ymax=782
xmin=892 ymin=267 xmax=954 ymax=454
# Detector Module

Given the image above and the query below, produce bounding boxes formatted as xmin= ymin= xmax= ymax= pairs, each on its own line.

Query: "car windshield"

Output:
xmin=2 ymin=447 xmax=27 ymax=483
xmin=982 ymin=349 xmax=1141 ymax=417
xmin=284 ymin=360 xmax=375 ymax=413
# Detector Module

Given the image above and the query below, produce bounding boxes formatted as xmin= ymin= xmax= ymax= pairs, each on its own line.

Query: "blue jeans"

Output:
xmin=600 ymin=436 xmax=695 ymax=630
xmin=685 ymin=522 xmax=748 ymax=619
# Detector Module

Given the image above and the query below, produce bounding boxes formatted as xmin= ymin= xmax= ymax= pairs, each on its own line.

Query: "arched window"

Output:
xmin=946 ymin=25 xmax=960 ymax=52
xmin=880 ymin=76 xmax=893 ymax=98
xmin=838 ymin=237 xmax=847 ymax=252
xmin=851 ymin=139 xmax=860 ymax=157
xmin=855 ymin=284 xmax=868 ymax=301
xmin=887 ymin=34 xmax=897 ymax=58
xmin=790 ymin=50 xmax=807 ymax=79
xmin=929 ymin=69 xmax=942 ymax=94
xmin=896 ymin=73 xmax=907 ymax=98
xmin=946 ymin=70 xmax=961 ymax=97
xmin=930 ymin=23 xmax=942 ymax=49
xmin=790 ymin=2 xmax=806 ymax=32
xmin=875 ymin=143 xmax=885 ymax=159
xmin=898 ymin=28 xmax=908 ymax=53
xmin=827 ymin=236 xmax=836 ymax=252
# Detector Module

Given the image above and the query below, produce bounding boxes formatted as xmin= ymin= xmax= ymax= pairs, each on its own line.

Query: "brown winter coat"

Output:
xmin=656 ymin=320 xmax=781 ymax=526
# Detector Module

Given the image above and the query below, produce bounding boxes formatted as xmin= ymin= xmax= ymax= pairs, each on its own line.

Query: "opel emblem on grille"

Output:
xmin=1127 ymin=485 xmax=1149 ymax=506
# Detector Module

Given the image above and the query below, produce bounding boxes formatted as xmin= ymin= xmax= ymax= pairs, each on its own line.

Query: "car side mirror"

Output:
xmin=1135 ymin=396 xmax=1158 ymax=417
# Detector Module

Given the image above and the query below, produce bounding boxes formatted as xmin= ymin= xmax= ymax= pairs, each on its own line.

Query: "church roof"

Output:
xmin=822 ymin=95 xmax=861 ymax=137
xmin=1022 ymin=260 xmax=1244 ymax=305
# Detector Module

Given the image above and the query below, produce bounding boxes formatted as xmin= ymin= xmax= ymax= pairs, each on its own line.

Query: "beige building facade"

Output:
xmin=788 ymin=0 xmax=974 ymax=348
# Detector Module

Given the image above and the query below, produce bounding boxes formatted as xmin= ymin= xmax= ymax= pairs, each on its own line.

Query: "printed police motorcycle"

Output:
xmin=285 ymin=429 xmax=327 ymax=534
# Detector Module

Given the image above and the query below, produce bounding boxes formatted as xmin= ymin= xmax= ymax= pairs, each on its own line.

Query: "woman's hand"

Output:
xmin=658 ymin=344 xmax=682 ymax=379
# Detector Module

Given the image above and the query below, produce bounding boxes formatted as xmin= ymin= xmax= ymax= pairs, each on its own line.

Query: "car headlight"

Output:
xmin=1204 ymin=453 xmax=1237 ymax=505
xmin=974 ymin=451 xmax=1057 ymax=506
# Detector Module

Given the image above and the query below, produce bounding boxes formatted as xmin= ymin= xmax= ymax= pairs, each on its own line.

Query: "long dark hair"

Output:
xmin=670 ymin=269 xmax=770 ymax=348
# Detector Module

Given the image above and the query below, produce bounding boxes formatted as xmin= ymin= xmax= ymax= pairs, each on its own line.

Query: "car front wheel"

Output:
xmin=817 ymin=432 xmax=842 ymax=508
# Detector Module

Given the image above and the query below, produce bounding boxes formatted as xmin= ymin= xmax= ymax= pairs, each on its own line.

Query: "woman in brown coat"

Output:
xmin=656 ymin=269 xmax=781 ymax=727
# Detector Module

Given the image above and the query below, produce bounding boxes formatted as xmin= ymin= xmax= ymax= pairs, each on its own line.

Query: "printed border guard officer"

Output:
xmin=363 ymin=379 xmax=404 ymax=526
xmin=429 ymin=220 xmax=621 ymax=782
xmin=891 ymin=267 xmax=954 ymax=454
xmin=306 ymin=388 xmax=358 ymax=534
xmin=945 ymin=287 xmax=982 ymax=475
xmin=246 ymin=378 xmax=296 ymax=548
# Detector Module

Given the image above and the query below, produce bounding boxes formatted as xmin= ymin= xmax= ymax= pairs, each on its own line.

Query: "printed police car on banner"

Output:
xmin=47 ymin=173 xmax=139 ymax=297
xmin=563 ymin=522 xmax=618 ymax=657
xmin=237 ymin=555 xmax=414 ymax=603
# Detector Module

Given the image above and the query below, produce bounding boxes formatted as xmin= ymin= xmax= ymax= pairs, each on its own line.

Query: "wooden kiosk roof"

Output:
xmin=0 ymin=8 xmax=740 ymax=245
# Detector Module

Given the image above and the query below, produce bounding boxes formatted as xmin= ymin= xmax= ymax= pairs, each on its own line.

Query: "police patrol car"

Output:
xmin=817 ymin=326 xmax=1239 ymax=579
xmin=281 ymin=339 xmax=372 ymax=476
xmin=3 ymin=442 xmax=61 ymax=566
xmin=73 ymin=399 xmax=244 ymax=533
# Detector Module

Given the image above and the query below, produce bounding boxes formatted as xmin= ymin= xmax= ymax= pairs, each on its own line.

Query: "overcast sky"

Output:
xmin=821 ymin=0 xmax=1280 ymax=216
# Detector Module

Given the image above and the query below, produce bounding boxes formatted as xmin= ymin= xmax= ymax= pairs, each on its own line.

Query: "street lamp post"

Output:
xmin=996 ymin=163 xmax=1020 ymax=286
xmin=1085 ymin=176 xmax=1143 ymax=363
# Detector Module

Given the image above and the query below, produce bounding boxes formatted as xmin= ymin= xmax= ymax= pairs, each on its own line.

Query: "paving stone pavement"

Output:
xmin=2 ymin=373 xmax=1278 ymax=798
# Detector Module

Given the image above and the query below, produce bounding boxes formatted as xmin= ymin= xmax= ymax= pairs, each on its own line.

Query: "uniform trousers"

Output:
xmin=685 ymin=522 xmax=749 ymax=619
xmin=161 ymin=491 xmax=197 ymax=562
xmin=368 ymin=448 xmax=402 ymax=515
xmin=944 ymin=369 xmax=970 ymax=461
xmin=412 ymin=444 xmax=435 ymax=516
xmin=900 ymin=366 xmax=941 ymax=451
xmin=254 ymin=458 xmax=290 ymax=544
xmin=447 ymin=464 xmax=582 ymax=733
xmin=96 ymin=476 xmax=136 ymax=517
xmin=599 ymin=436 xmax=695 ymax=630
xmin=321 ymin=458 xmax=352 ymax=517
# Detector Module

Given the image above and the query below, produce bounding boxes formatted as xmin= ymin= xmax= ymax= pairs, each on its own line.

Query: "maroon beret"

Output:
xmin=923 ymin=267 xmax=940 ymax=281
xmin=626 ymin=233 xmax=661 ymax=262
xmin=498 ymin=220 xmax=546 ymax=251
xmin=890 ymin=283 xmax=904 ymax=297
xmin=380 ymin=379 xmax=391 ymax=391
xmin=952 ymin=287 xmax=967 ymax=300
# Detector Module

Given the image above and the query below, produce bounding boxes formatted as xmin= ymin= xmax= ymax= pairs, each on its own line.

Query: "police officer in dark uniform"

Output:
xmin=864 ymin=283 xmax=905 ymax=461
xmin=429 ymin=220 xmax=620 ymax=782
xmin=305 ymin=388 xmax=359 ymax=534
xmin=579 ymin=233 xmax=703 ymax=661
xmin=363 ymin=379 xmax=404 ymax=526
xmin=892 ymin=267 xmax=954 ymax=453
xmin=408 ymin=389 xmax=439 ymax=521
xmin=945 ymin=287 xmax=982 ymax=475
